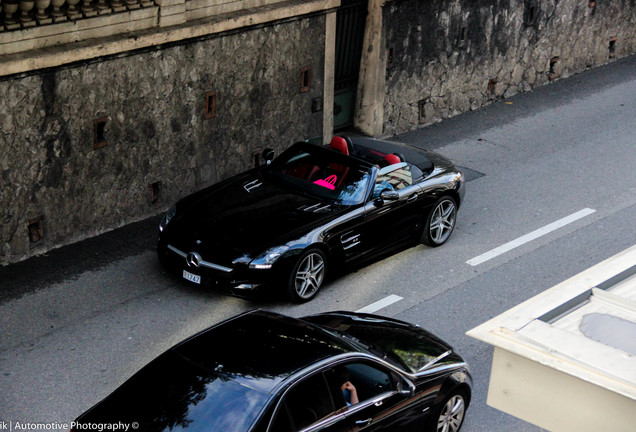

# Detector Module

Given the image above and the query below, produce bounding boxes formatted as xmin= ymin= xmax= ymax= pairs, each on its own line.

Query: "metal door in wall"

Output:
xmin=334 ymin=0 xmax=368 ymax=131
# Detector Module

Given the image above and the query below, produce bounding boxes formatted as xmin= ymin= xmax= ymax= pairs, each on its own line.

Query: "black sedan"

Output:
xmin=158 ymin=136 xmax=465 ymax=302
xmin=73 ymin=310 xmax=472 ymax=432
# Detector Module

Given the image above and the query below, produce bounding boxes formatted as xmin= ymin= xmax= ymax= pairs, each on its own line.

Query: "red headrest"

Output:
xmin=328 ymin=136 xmax=349 ymax=155
xmin=384 ymin=154 xmax=401 ymax=165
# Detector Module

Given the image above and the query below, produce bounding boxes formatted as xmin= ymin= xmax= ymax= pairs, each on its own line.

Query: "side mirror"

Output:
xmin=398 ymin=377 xmax=416 ymax=397
xmin=381 ymin=190 xmax=399 ymax=201
xmin=262 ymin=148 xmax=275 ymax=165
xmin=374 ymin=189 xmax=399 ymax=207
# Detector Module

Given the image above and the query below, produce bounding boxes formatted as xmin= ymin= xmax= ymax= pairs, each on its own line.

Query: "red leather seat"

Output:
xmin=328 ymin=136 xmax=349 ymax=155
xmin=384 ymin=154 xmax=401 ymax=165
xmin=325 ymin=136 xmax=351 ymax=187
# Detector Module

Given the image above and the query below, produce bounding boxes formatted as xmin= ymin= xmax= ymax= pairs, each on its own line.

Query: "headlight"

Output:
xmin=249 ymin=246 xmax=290 ymax=269
xmin=159 ymin=206 xmax=176 ymax=232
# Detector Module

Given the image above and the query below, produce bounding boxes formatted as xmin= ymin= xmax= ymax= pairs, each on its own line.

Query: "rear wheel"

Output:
xmin=431 ymin=389 xmax=468 ymax=432
xmin=286 ymin=248 xmax=326 ymax=302
xmin=422 ymin=196 xmax=457 ymax=247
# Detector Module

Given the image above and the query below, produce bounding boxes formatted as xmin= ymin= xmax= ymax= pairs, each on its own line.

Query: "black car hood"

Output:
xmin=165 ymin=170 xmax=349 ymax=260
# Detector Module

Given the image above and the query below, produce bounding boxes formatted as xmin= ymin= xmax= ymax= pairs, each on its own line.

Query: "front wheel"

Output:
xmin=286 ymin=248 xmax=327 ymax=303
xmin=422 ymin=196 xmax=457 ymax=247
xmin=432 ymin=389 xmax=468 ymax=432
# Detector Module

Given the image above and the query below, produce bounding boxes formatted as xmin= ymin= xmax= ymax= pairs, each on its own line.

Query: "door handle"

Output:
xmin=355 ymin=418 xmax=372 ymax=426
xmin=407 ymin=193 xmax=418 ymax=202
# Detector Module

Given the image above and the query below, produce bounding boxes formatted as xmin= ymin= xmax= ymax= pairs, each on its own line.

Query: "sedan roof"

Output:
xmin=172 ymin=309 xmax=355 ymax=391
xmin=75 ymin=311 xmax=355 ymax=431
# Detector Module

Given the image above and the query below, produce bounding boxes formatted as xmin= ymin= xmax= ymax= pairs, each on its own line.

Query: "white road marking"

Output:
xmin=356 ymin=294 xmax=403 ymax=313
xmin=467 ymin=208 xmax=597 ymax=266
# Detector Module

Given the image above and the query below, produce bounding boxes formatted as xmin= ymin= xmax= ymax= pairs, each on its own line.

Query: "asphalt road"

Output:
xmin=1 ymin=55 xmax=635 ymax=431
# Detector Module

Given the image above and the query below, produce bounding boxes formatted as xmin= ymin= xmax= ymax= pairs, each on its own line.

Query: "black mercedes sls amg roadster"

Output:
xmin=158 ymin=136 xmax=465 ymax=302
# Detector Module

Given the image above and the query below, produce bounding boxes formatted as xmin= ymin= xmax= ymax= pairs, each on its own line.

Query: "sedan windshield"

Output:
xmin=265 ymin=143 xmax=372 ymax=205
xmin=303 ymin=314 xmax=454 ymax=374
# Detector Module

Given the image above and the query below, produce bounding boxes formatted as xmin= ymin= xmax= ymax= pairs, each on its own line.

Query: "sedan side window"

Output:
xmin=326 ymin=362 xmax=395 ymax=408
xmin=282 ymin=372 xmax=335 ymax=431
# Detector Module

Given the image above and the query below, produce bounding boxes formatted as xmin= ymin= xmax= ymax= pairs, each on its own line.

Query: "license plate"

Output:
xmin=183 ymin=270 xmax=201 ymax=284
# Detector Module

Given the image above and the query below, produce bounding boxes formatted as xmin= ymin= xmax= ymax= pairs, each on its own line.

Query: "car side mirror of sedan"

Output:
xmin=374 ymin=189 xmax=399 ymax=207
xmin=262 ymin=148 xmax=275 ymax=165
xmin=398 ymin=377 xmax=416 ymax=397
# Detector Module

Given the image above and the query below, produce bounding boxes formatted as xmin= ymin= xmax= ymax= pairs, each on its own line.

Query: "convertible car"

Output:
xmin=73 ymin=310 xmax=472 ymax=432
xmin=158 ymin=136 xmax=465 ymax=302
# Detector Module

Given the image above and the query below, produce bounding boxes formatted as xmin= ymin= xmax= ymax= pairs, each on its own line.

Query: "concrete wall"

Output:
xmin=379 ymin=0 xmax=636 ymax=136
xmin=0 ymin=15 xmax=327 ymax=264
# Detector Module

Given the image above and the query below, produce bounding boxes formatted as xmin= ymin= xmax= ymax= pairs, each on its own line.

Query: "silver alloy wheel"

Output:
xmin=436 ymin=394 xmax=465 ymax=432
xmin=429 ymin=199 xmax=456 ymax=245
xmin=294 ymin=251 xmax=325 ymax=299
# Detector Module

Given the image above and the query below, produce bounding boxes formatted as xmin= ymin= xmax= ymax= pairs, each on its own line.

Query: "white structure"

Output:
xmin=467 ymin=245 xmax=636 ymax=432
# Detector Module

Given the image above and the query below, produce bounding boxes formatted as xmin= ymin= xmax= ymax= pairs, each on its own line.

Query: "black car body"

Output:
xmin=158 ymin=136 xmax=465 ymax=301
xmin=73 ymin=310 xmax=472 ymax=432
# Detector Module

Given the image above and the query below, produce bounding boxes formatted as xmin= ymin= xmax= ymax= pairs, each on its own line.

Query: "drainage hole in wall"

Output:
xmin=28 ymin=217 xmax=44 ymax=245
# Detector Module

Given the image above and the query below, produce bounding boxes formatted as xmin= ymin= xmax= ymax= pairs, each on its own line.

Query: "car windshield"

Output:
xmin=303 ymin=314 xmax=454 ymax=374
xmin=264 ymin=142 xmax=372 ymax=205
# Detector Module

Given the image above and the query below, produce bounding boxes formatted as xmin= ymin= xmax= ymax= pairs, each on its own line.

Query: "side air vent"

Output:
xmin=243 ymin=179 xmax=263 ymax=193
xmin=298 ymin=203 xmax=332 ymax=213
xmin=341 ymin=231 xmax=361 ymax=250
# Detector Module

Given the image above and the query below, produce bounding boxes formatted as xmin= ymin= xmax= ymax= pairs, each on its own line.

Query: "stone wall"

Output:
xmin=381 ymin=0 xmax=636 ymax=136
xmin=0 ymin=15 xmax=326 ymax=264
xmin=3 ymin=0 xmax=635 ymax=265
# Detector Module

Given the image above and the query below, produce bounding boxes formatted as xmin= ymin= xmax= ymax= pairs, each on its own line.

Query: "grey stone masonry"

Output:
xmin=0 ymin=15 xmax=326 ymax=264
xmin=381 ymin=0 xmax=636 ymax=136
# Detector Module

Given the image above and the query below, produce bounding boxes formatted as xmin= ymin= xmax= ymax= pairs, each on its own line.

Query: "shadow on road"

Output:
xmin=0 ymin=216 xmax=161 ymax=303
